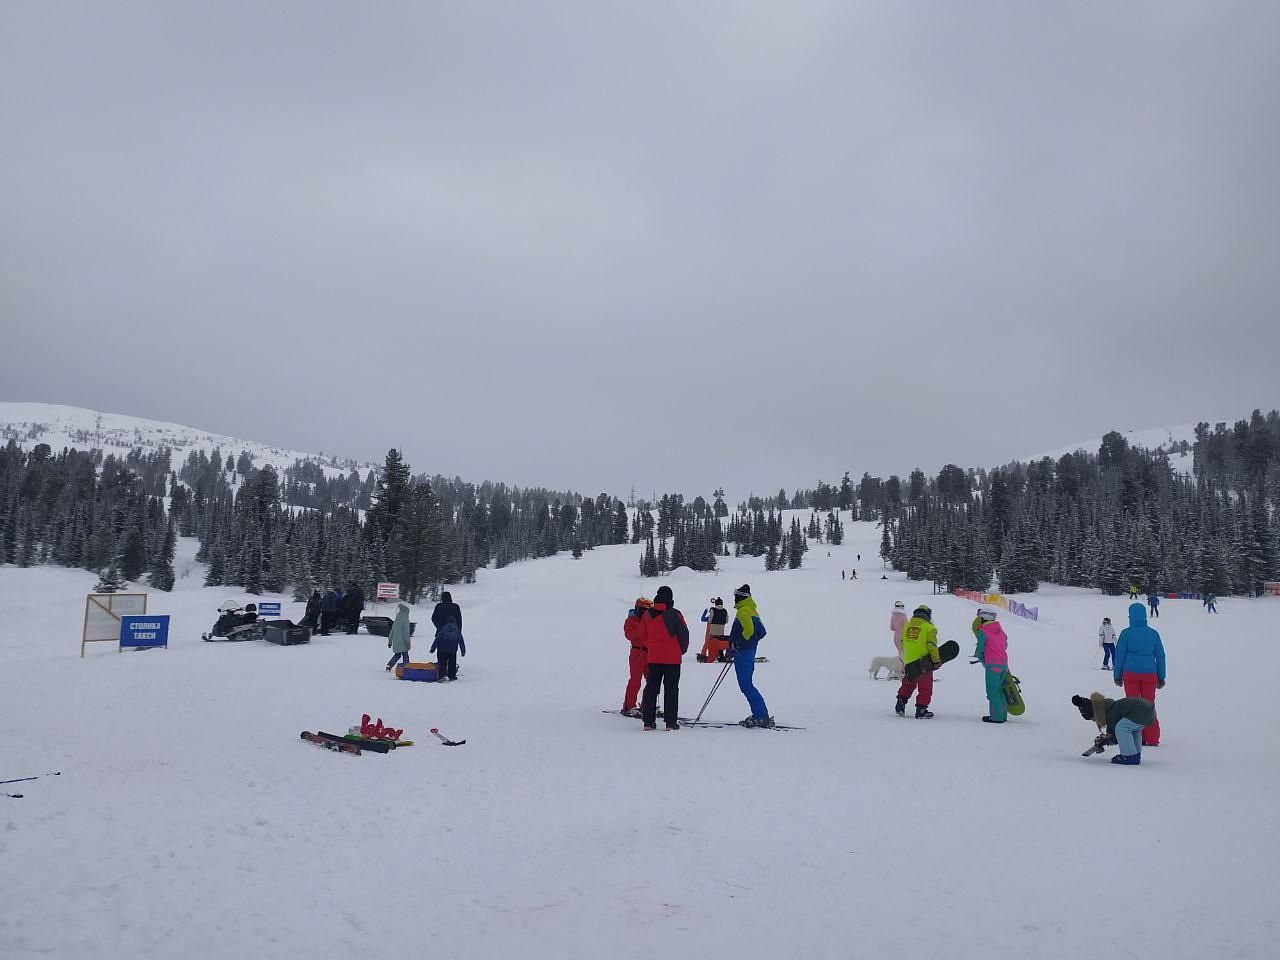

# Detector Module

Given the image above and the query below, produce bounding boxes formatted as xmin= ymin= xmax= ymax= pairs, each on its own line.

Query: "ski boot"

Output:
xmin=695 ymin=653 xmax=708 ymax=663
xmin=915 ymin=704 xmax=934 ymax=719
xmin=1111 ymin=753 xmax=1141 ymax=765
xmin=895 ymin=697 xmax=908 ymax=716
xmin=621 ymin=708 xmax=642 ymax=718
xmin=643 ymin=724 xmax=657 ymax=732
xmin=981 ymin=716 xmax=1005 ymax=723
xmin=665 ymin=723 xmax=680 ymax=731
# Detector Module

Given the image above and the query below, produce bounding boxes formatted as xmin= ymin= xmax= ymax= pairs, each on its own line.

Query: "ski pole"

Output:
xmin=0 ymin=772 xmax=60 ymax=786
xmin=689 ymin=657 xmax=735 ymax=727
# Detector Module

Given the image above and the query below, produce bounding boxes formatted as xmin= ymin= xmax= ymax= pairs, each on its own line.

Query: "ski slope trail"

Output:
xmin=0 ymin=519 xmax=1273 ymax=959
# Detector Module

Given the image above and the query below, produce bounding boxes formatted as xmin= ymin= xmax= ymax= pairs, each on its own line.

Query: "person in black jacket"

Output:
xmin=343 ymin=582 xmax=366 ymax=634
xmin=320 ymin=588 xmax=340 ymax=636
xmin=300 ymin=590 xmax=321 ymax=629
xmin=432 ymin=591 xmax=463 ymax=632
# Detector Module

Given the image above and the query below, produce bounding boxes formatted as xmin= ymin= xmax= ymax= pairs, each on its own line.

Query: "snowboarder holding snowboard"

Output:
xmin=621 ymin=597 xmax=651 ymax=716
xmin=971 ymin=608 xmax=1009 ymax=723
xmin=640 ymin=585 xmax=689 ymax=731
xmin=1114 ymin=602 xmax=1165 ymax=746
xmin=1073 ymin=692 xmax=1155 ymax=765
xmin=895 ymin=605 xmax=940 ymax=718
xmin=385 ymin=601 xmax=412 ymax=672
xmin=728 ymin=584 xmax=773 ymax=728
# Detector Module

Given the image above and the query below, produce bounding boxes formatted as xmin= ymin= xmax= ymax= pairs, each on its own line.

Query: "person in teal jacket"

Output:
xmin=1113 ymin=603 xmax=1166 ymax=746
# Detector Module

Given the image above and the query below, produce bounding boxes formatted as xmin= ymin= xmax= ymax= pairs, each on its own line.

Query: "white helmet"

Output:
xmin=977 ymin=607 xmax=998 ymax=621
xmin=893 ymin=601 xmax=905 ymax=609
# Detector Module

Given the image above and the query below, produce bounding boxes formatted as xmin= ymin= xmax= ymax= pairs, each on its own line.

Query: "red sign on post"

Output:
xmin=376 ymin=582 xmax=401 ymax=602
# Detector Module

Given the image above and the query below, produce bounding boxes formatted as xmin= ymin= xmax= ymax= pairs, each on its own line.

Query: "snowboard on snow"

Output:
xmin=1002 ymin=672 xmax=1025 ymax=716
xmin=301 ymin=731 xmax=361 ymax=755
xmin=903 ymin=640 xmax=960 ymax=680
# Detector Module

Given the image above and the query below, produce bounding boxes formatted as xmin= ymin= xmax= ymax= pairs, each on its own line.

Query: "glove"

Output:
xmin=1157 ymin=678 xmax=1165 ymax=689
xmin=1114 ymin=679 xmax=1123 ymax=688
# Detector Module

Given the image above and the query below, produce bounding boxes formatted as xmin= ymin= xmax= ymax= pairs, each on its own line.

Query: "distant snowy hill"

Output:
xmin=1023 ymin=422 xmax=1200 ymax=474
xmin=0 ymin=401 xmax=377 ymax=480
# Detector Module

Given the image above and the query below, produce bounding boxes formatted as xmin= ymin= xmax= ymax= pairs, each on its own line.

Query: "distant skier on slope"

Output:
xmin=728 ymin=584 xmax=773 ymax=728
xmin=621 ymin=597 xmax=651 ymax=717
xmin=640 ymin=586 xmax=689 ymax=731
xmin=1146 ymin=591 xmax=1160 ymax=619
xmin=1098 ymin=617 xmax=1116 ymax=669
xmin=1204 ymin=592 xmax=1218 ymax=613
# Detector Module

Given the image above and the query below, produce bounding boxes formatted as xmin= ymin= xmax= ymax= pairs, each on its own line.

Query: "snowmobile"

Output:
xmin=201 ymin=601 xmax=265 ymax=642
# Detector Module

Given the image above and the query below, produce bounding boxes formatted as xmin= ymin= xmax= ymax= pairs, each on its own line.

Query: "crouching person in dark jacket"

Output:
xmin=640 ymin=585 xmax=689 ymax=731
xmin=1073 ymin=693 xmax=1156 ymax=766
xmin=430 ymin=621 xmax=465 ymax=681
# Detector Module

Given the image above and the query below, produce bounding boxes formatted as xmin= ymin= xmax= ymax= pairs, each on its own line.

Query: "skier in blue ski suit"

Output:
xmin=727 ymin=584 xmax=773 ymax=728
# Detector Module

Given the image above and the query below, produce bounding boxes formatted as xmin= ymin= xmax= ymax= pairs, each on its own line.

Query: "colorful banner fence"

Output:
xmin=953 ymin=589 xmax=1039 ymax=622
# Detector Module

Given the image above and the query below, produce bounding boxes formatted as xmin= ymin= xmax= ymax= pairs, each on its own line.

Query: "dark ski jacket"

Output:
xmin=321 ymin=591 xmax=340 ymax=612
xmin=1089 ymin=693 xmax=1156 ymax=738
xmin=344 ymin=585 xmax=365 ymax=614
xmin=430 ymin=621 xmax=465 ymax=656
xmin=432 ymin=593 xmax=463 ymax=632
xmin=303 ymin=594 xmax=322 ymax=624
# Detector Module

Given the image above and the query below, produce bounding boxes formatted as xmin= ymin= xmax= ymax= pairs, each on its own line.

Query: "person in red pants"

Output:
xmin=895 ymin=605 xmax=941 ymax=719
xmin=621 ymin=597 xmax=651 ymax=717
xmin=1113 ymin=602 xmax=1167 ymax=746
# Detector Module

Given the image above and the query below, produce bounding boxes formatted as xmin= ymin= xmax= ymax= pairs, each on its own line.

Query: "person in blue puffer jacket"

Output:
xmin=1113 ymin=603 xmax=1166 ymax=746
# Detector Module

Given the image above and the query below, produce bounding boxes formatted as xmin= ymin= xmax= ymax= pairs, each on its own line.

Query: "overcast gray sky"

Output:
xmin=3 ymin=2 xmax=1277 ymax=498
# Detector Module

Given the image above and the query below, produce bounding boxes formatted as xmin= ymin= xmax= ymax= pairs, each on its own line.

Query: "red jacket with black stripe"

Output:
xmin=640 ymin=603 xmax=689 ymax=665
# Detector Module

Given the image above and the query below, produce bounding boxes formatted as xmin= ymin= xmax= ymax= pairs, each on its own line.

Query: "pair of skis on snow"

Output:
xmin=2 ymin=770 xmax=61 ymax=799
xmin=602 ymin=710 xmax=802 ymax=731
xmin=301 ymin=728 xmax=465 ymax=755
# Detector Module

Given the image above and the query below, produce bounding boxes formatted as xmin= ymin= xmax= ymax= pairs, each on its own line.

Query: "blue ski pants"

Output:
xmin=984 ymin=664 xmax=1007 ymax=722
xmin=1115 ymin=717 xmax=1143 ymax=758
xmin=734 ymin=644 xmax=768 ymax=719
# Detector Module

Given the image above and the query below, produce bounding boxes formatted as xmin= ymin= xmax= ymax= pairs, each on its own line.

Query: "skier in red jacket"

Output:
xmin=640 ymin=585 xmax=690 ymax=731
xmin=621 ymin=597 xmax=651 ymax=717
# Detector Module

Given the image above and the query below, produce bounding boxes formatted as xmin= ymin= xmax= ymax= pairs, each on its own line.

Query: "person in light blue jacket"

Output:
xmin=1113 ymin=602 xmax=1166 ymax=746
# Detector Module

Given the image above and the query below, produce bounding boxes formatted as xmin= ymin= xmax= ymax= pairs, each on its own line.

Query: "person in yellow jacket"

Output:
xmin=895 ymin=605 xmax=941 ymax=719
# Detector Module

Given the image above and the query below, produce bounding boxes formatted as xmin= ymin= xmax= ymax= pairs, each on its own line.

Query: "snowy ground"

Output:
xmin=1 ymin=518 xmax=1275 ymax=960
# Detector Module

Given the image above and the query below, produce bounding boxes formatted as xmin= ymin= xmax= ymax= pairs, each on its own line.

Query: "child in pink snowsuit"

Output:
xmin=889 ymin=602 xmax=908 ymax=657
xmin=973 ymin=608 xmax=1009 ymax=723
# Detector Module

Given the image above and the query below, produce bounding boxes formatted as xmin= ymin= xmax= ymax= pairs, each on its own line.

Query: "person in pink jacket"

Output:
xmin=889 ymin=601 xmax=908 ymax=657
xmin=972 ymin=608 xmax=1009 ymax=723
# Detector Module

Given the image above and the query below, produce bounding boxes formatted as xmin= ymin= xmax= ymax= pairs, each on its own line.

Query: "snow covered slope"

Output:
xmin=1025 ymin=422 xmax=1200 ymax=474
xmin=0 ymin=518 xmax=1273 ymax=959
xmin=0 ymin=401 xmax=375 ymax=478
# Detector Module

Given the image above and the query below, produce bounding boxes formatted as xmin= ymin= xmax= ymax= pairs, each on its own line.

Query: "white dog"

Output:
xmin=869 ymin=655 xmax=904 ymax=680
